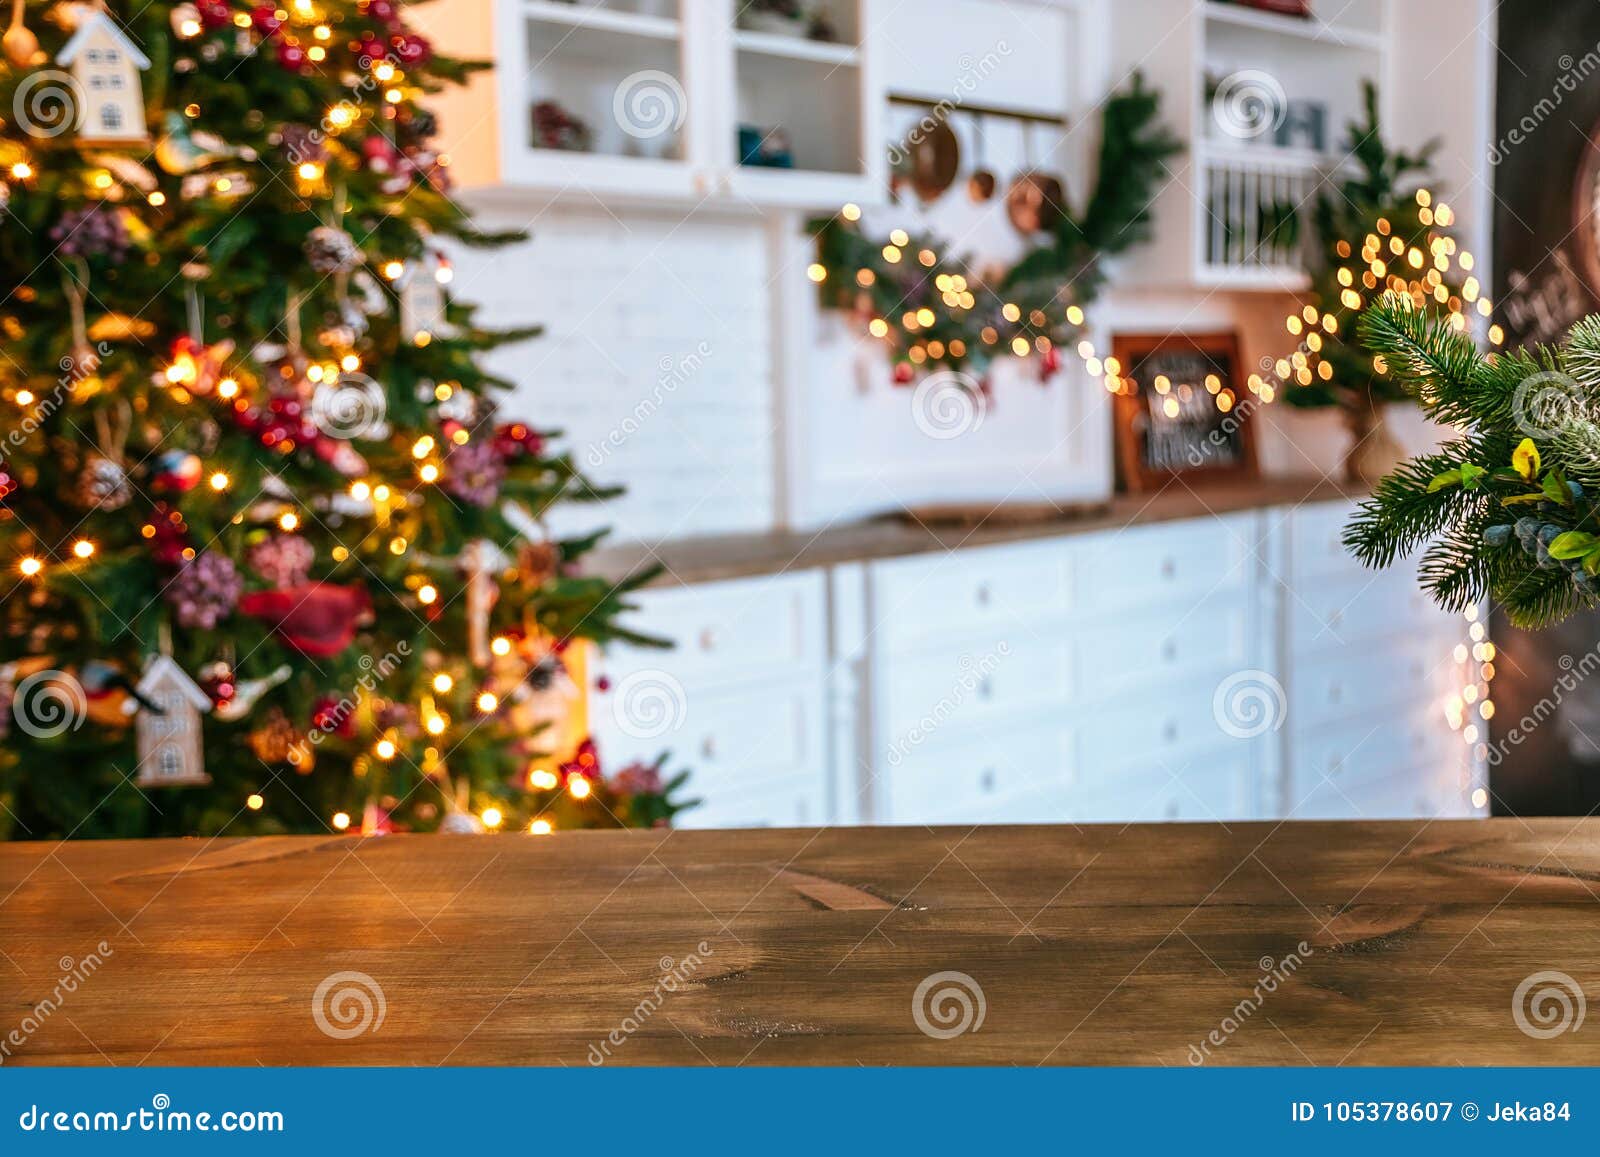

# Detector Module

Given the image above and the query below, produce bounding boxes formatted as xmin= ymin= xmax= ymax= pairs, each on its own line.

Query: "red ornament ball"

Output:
xmin=197 ymin=0 xmax=233 ymax=29
xmin=251 ymin=4 xmax=284 ymax=35
xmin=276 ymin=40 xmax=308 ymax=71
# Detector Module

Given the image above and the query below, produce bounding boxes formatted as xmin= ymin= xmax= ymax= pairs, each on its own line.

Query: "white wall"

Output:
xmin=450 ymin=204 xmax=779 ymax=543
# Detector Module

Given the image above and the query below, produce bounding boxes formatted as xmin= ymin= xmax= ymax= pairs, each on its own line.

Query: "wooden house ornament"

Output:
xmin=124 ymin=655 xmax=212 ymax=787
xmin=57 ymin=7 xmax=151 ymax=146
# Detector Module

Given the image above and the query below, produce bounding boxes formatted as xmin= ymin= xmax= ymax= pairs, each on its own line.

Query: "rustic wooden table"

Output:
xmin=2 ymin=820 xmax=1598 ymax=1066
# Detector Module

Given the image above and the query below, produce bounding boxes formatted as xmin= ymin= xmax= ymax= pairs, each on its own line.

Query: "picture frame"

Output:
xmin=1109 ymin=331 xmax=1259 ymax=493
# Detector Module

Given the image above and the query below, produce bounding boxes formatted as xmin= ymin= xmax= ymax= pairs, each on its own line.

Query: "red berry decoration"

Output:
xmin=251 ymin=4 xmax=284 ymax=35
xmin=892 ymin=361 xmax=915 ymax=386
xmin=197 ymin=0 xmax=233 ymax=29
xmin=276 ymin=40 xmax=308 ymax=71
xmin=364 ymin=0 xmax=400 ymax=26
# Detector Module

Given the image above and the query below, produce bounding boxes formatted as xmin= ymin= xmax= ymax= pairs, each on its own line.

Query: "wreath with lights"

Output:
xmin=807 ymin=73 xmax=1180 ymax=388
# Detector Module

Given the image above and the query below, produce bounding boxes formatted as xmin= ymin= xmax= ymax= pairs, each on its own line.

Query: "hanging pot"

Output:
xmin=908 ymin=117 xmax=960 ymax=204
xmin=967 ymin=112 xmax=996 ymax=203
xmin=1006 ymin=121 xmax=1066 ymax=235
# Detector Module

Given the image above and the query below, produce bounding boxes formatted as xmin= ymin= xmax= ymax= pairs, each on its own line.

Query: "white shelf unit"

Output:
xmin=421 ymin=0 xmax=883 ymax=209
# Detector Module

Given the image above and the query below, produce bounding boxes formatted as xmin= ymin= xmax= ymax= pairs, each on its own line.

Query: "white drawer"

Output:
xmin=1288 ymin=500 xmax=1362 ymax=583
xmin=1076 ymin=598 xmax=1252 ymax=700
xmin=868 ymin=540 xmax=1073 ymax=652
xmin=878 ymin=633 xmax=1072 ymax=747
xmin=594 ymin=681 xmax=828 ymax=830
xmin=1076 ymin=679 xmax=1257 ymax=772
xmin=1074 ymin=515 xmax=1254 ymax=614
xmin=1288 ymin=763 xmax=1463 ymax=820
xmin=1288 ymin=701 xmax=1463 ymax=791
xmin=597 ymin=571 xmax=826 ymax=691
xmin=1288 ymin=570 xmax=1437 ymax=653
xmin=1071 ymin=745 xmax=1256 ymax=823
xmin=1289 ymin=647 xmax=1461 ymax=733
xmin=882 ymin=725 xmax=1076 ymax=825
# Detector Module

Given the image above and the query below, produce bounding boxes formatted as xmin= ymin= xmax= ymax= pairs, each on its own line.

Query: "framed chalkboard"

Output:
xmin=1109 ymin=331 xmax=1257 ymax=493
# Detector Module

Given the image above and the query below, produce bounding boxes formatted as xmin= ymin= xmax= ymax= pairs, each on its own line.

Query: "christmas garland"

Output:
xmin=807 ymin=73 xmax=1180 ymax=383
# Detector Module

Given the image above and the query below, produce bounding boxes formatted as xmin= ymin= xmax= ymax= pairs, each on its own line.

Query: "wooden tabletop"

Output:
xmin=3 ymin=820 xmax=1598 ymax=1066
xmin=587 ymin=476 xmax=1360 ymax=585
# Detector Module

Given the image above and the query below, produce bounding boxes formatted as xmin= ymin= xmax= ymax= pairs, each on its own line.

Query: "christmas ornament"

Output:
xmin=126 ymin=655 xmax=212 ymax=788
xmin=57 ymin=8 xmax=150 ymax=146
xmin=143 ymin=503 xmax=191 ymax=567
xmin=3 ymin=0 xmax=38 ymax=68
xmin=437 ymin=810 xmax=485 ymax=834
xmin=495 ymin=422 xmax=543 ymax=459
xmin=163 ymin=336 xmax=234 ymax=397
xmin=443 ymin=438 xmax=504 ymax=508
xmin=238 ymin=582 xmax=372 ymax=657
xmin=304 ymin=224 xmax=361 ymax=275
xmin=610 ymin=760 xmax=664 ymax=796
xmin=246 ymin=706 xmax=298 ymax=764
xmin=50 ymin=204 xmax=131 ymax=262
xmin=247 ymin=533 xmax=314 ymax=589
xmin=213 ymin=664 xmax=291 ymax=722
xmin=399 ymin=249 xmax=449 ymax=342
xmin=76 ymin=453 xmax=131 ymax=510
xmin=459 ymin=539 xmax=505 ymax=666
xmin=155 ymin=109 xmax=257 ymax=174
xmin=150 ymin=448 xmax=203 ymax=494
xmin=197 ymin=659 xmax=235 ymax=708
xmin=275 ymin=39 xmax=307 ymax=72
xmin=196 ymin=0 xmax=231 ymax=30
xmin=166 ymin=551 xmax=242 ymax=630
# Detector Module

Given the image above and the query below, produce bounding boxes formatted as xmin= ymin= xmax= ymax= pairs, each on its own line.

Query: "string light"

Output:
xmin=72 ymin=540 xmax=94 ymax=559
xmin=529 ymin=768 xmax=558 ymax=790
xmin=568 ymin=775 xmax=592 ymax=800
xmin=529 ymin=818 xmax=553 ymax=835
xmin=18 ymin=557 xmax=41 ymax=577
xmin=490 ymin=636 xmax=512 ymax=658
xmin=476 ymin=692 xmax=498 ymax=713
xmin=246 ymin=793 xmax=264 ymax=810
xmin=209 ymin=472 xmax=230 ymax=491
xmin=432 ymin=673 xmax=454 ymax=693
xmin=375 ymin=738 xmax=397 ymax=760
xmin=481 ymin=807 xmax=503 ymax=829
xmin=332 ymin=811 xmax=351 ymax=831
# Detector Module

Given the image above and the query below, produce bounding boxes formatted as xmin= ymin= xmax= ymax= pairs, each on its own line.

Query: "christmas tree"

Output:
xmin=1272 ymin=82 xmax=1497 ymax=479
xmin=1346 ymin=296 xmax=1600 ymax=629
xmin=0 ymin=0 xmax=688 ymax=839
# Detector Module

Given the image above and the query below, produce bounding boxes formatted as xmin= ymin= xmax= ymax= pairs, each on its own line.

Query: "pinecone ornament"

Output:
xmin=304 ymin=225 xmax=362 ymax=275
xmin=247 ymin=533 xmax=314 ymax=589
xmin=247 ymin=706 xmax=298 ymax=764
xmin=75 ymin=454 xmax=132 ymax=511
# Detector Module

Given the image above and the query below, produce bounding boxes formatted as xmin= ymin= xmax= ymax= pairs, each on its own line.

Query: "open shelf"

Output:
xmin=522 ymin=0 xmax=680 ymax=42
xmin=734 ymin=30 xmax=860 ymax=67
xmin=1203 ymin=1 xmax=1385 ymax=53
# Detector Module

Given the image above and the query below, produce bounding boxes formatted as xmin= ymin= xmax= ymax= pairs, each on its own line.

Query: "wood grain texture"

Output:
xmin=2 ymin=820 xmax=1599 ymax=1066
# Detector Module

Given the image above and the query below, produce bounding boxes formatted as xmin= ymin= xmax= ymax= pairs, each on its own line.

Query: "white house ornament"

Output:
xmin=56 ymin=6 xmax=150 ymax=146
xmin=126 ymin=655 xmax=212 ymax=787
xmin=400 ymin=250 xmax=450 ymax=343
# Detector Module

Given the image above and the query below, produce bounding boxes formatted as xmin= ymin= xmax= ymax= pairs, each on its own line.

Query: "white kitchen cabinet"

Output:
xmin=588 ymin=501 xmax=1485 ymax=829
xmin=421 ymin=0 xmax=885 ymax=209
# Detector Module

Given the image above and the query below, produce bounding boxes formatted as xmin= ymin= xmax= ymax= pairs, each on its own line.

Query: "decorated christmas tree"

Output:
xmin=0 ymin=0 xmax=688 ymax=839
xmin=1273 ymin=81 xmax=1497 ymax=481
xmin=1346 ymin=296 xmax=1600 ymax=628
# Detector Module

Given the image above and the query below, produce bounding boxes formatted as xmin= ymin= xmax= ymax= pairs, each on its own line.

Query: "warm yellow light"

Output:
xmin=217 ymin=377 xmax=238 ymax=398
xmin=297 ymin=161 xmax=323 ymax=183
xmin=18 ymin=557 xmax=41 ymax=577
xmin=411 ymin=435 xmax=434 ymax=458
xmin=426 ymin=714 xmax=447 ymax=736
xmin=568 ymin=775 xmax=592 ymax=800
xmin=375 ymin=738 xmax=397 ymax=760
xmin=529 ymin=768 xmax=558 ymax=790
xmin=490 ymin=636 xmax=512 ymax=657
xmin=209 ymin=472 xmax=230 ymax=491
xmin=307 ymin=45 xmax=326 ymax=62
xmin=389 ymin=537 xmax=407 ymax=555
xmin=417 ymin=584 xmax=438 ymax=605
xmin=332 ymin=811 xmax=351 ymax=831
xmin=418 ymin=463 xmax=440 ymax=483
xmin=72 ymin=540 xmax=95 ymax=559
xmin=246 ymin=793 xmax=264 ymax=810
xmin=279 ymin=512 xmax=299 ymax=532
xmin=327 ymin=105 xmax=354 ymax=130
xmin=806 ymin=263 xmax=826 ymax=283
xmin=178 ymin=17 xmax=202 ymax=36
xmin=479 ymin=807 xmax=503 ymax=829
xmin=867 ymin=318 xmax=889 ymax=338
xmin=91 ymin=170 xmax=112 ymax=190
xmin=10 ymin=162 xmax=31 ymax=180
xmin=382 ymin=260 xmax=406 ymax=281
xmin=529 ymin=818 xmax=553 ymax=835
xmin=15 ymin=390 xmax=34 ymax=406
xmin=476 ymin=692 xmax=498 ymax=713
xmin=432 ymin=673 xmax=454 ymax=693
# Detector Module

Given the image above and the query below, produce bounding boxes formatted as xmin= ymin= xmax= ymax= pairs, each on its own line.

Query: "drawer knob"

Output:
xmin=1162 ymin=720 xmax=1178 ymax=743
xmin=1160 ymin=558 xmax=1176 ymax=579
xmin=701 ymin=736 xmax=717 ymax=759
xmin=1161 ymin=639 xmax=1177 ymax=662
xmin=975 ymin=583 xmax=992 ymax=607
xmin=978 ymin=677 xmax=993 ymax=700
xmin=980 ymin=767 xmax=997 ymax=792
xmin=1165 ymin=800 xmax=1181 ymax=819
xmin=1328 ymin=683 xmax=1343 ymax=704
xmin=698 ymin=628 xmax=718 ymax=651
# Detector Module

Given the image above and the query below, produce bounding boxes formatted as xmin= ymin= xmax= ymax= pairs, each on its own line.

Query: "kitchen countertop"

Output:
xmin=4 ymin=819 xmax=1597 ymax=1066
xmin=587 ymin=475 xmax=1361 ymax=585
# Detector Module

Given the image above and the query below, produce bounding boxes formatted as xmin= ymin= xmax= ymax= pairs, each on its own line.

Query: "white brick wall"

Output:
xmin=448 ymin=204 xmax=778 ymax=544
